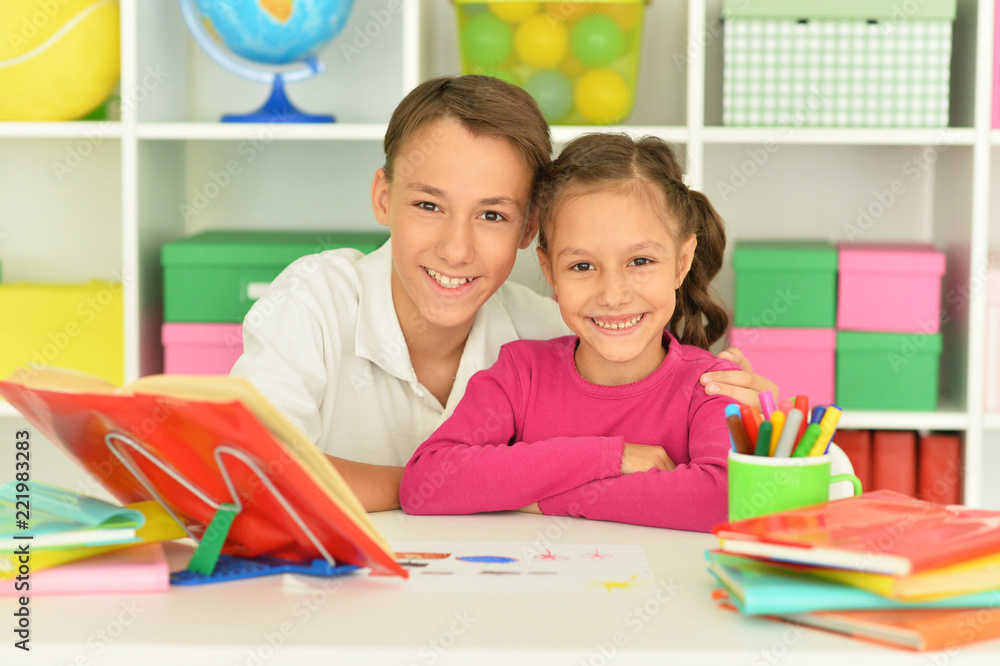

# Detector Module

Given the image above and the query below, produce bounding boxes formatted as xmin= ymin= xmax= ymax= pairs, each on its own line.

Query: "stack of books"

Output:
xmin=0 ymin=481 xmax=185 ymax=595
xmin=708 ymin=490 xmax=1000 ymax=651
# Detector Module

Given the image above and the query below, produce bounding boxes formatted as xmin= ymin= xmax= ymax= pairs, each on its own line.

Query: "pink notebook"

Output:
xmin=2 ymin=542 xmax=169 ymax=596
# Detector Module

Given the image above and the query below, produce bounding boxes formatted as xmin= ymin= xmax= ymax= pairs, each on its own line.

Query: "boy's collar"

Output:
xmin=354 ymin=239 xmax=415 ymax=383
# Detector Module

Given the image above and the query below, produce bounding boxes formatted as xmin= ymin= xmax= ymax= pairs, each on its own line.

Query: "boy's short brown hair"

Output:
xmin=383 ymin=75 xmax=552 ymax=186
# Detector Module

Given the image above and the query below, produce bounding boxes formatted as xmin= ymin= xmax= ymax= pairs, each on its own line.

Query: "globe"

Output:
xmin=180 ymin=0 xmax=355 ymax=123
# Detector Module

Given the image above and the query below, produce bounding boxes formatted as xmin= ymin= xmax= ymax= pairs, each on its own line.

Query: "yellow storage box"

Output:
xmin=0 ymin=280 xmax=123 ymax=385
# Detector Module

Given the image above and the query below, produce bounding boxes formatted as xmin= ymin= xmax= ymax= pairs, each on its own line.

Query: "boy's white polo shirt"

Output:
xmin=231 ymin=239 xmax=567 ymax=467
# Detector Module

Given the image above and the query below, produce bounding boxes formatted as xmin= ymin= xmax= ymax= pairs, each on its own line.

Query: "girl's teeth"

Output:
xmin=594 ymin=314 xmax=644 ymax=330
xmin=426 ymin=268 xmax=472 ymax=289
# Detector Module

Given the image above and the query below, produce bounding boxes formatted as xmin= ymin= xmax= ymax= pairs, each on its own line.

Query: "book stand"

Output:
xmin=104 ymin=432 xmax=358 ymax=585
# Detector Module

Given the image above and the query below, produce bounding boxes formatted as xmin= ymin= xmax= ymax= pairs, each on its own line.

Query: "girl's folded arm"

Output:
xmin=537 ymin=401 xmax=733 ymax=532
xmin=400 ymin=350 xmax=624 ymax=515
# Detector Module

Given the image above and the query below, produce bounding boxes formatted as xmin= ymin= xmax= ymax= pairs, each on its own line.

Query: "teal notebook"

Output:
xmin=1 ymin=481 xmax=144 ymax=551
xmin=706 ymin=550 xmax=1000 ymax=615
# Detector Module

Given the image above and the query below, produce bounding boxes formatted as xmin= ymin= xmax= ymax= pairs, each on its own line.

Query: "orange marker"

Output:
xmin=740 ymin=405 xmax=762 ymax=443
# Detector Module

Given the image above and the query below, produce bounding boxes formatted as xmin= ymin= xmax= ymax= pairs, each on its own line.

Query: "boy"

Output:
xmin=231 ymin=76 xmax=771 ymax=511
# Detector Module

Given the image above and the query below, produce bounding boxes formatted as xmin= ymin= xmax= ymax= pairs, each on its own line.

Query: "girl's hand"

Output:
xmin=700 ymin=346 xmax=779 ymax=409
xmin=621 ymin=444 xmax=676 ymax=474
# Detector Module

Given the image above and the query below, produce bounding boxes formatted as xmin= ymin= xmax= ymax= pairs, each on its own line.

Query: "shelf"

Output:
xmin=702 ymin=126 xmax=975 ymax=146
xmin=136 ymin=123 xmax=389 ymax=141
xmin=0 ymin=122 xmax=123 ymax=139
xmin=985 ymin=413 xmax=1000 ymax=430
xmin=838 ymin=404 xmax=970 ymax=432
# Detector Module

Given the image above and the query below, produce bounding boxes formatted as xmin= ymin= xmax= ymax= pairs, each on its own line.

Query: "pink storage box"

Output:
xmin=162 ymin=323 xmax=243 ymax=375
xmin=837 ymin=243 xmax=946 ymax=333
xmin=728 ymin=328 xmax=836 ymax=405
xmin=995 ymin=0 xmax=1000 ymax=128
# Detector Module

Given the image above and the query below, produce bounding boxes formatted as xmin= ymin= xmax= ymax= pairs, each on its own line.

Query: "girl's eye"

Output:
xmin=478 ymin=210 xmax=507 ymax=222
xmin=629 ymin=257 xmax=653 ymax=267
xmin=416 ymin=202 xmax=440 ymax=212
xmin=570 ymin=262 xmax=594 ymax=272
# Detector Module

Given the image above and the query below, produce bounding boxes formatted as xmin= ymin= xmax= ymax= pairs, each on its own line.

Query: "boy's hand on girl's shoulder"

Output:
xmin=620 ymin=443 xmax=676 ymax=474
xmin=699 ymin=346 xmax=780 ymax=410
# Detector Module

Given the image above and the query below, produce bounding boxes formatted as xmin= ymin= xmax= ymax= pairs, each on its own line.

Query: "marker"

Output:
xmin=727 ymin=414 xmax=752 ymax=455
xmin=754 ymin=420 xmax=773 ymax=456
xmin=740 ymin=405 xmax=761 ymax=443
xmin=809 ymin=405 xmax=827 ymax=426
xmin=794 ymin=395 xmax=810 ymax=441
xmin=759 ymin=390 xmax=776 ymax=420
xmin=811 ymin=405 xmax=843 ymax=456
xmin=810 ymin=425 xmax=836 ymax=456
xmin=792 ymin=424 xmax=822 ymax=457
xmin=773 ymin=408 xmax=804 ymax=457
xmin=768 ymin=410 xmax=786 ymax=456
xmin=778 ymin=398 xmax=794 ymax=415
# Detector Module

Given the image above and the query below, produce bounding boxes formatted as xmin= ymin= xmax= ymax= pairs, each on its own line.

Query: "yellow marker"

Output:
xmin=810 ymin=425 xmax=835 ymax=456
xmin=768 ymin=410 xmax=785 ymax=456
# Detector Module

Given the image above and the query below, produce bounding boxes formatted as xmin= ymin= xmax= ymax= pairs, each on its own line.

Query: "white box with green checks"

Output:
xmin=722 ymin=0 xmax=956 ymax=128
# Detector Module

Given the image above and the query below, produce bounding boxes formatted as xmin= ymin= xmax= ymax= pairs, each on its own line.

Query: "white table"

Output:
xmin=3 ymin=433 xmax=1000 ymax=665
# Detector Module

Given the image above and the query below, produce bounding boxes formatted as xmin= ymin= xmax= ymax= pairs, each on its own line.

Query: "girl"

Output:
xmin=400 ymin=133 xmax=737 ymax=531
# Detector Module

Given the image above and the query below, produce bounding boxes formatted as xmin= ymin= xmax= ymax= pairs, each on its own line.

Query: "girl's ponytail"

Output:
xmin=668 ymin=188 xmax=729 ymax=350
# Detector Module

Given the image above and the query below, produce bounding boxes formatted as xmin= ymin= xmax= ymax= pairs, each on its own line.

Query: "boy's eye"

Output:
xmin=570 ymin=262 xmax=594 ymax=272
xmin=477 ymin=210 xmax=507 ymax=222
xmin=629 ymin=257 xmax=653 ymax=267
xmin=416 ymin=202 xmax=440 ymax=212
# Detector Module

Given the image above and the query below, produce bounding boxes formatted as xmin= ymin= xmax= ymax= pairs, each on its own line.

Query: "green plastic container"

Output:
xmin=836 ymin=331 xmax=943 ymax=411
xmin=161 ymin=230 xmax=388 ymax=323
xmin=732 ymin=241 xmax=838 ymax=328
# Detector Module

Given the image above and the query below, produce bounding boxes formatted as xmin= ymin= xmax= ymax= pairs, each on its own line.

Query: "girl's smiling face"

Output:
xmin=538 ymin=184 xmax=697 ymax=386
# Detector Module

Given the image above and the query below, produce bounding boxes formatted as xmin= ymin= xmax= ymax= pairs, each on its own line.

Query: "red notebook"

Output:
xmin=0 ymin=368 xmax=405 ymax=578
xmin=872 ymin=430 xmax=917 ymax=497
xmin=917 ymin=434 xmax=963 ymax=505
xmin=770 ymin=606 xmax=1000 ymax=652
xmin=713 ymin=490 xmax=1000 ymax=576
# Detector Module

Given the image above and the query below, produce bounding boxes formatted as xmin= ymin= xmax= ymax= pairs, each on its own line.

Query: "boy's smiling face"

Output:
xmin=538 ymin=185 xmax=697 ymax=386
xmin=372 ymin=117 xmax=537 ymax=338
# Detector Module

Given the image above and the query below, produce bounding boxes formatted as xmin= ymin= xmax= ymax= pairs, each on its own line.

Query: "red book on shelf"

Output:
xmin=834 ymin=430 xmax=872 ymax=492
xmin=872 ymin=430 xmax=917 ymax=497
xmin=917 ymin=434 xmax=963 ymax=505
xmin=713 ymin=490 xmax=1000 ymax=576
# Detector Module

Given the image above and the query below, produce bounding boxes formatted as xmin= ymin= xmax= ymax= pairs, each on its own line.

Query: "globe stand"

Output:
xmin=221 ymin=74 xmax=334 ymax=124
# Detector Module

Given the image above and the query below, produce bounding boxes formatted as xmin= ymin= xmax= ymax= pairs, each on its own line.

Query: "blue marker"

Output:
xmin=809 ymin=405 xmax=827 ymax=426
xmin=725 ymin=404 xmax=743 ymax=452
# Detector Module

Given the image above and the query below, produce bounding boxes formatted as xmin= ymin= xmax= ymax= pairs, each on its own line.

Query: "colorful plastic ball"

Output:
xmin=489 ymin=2 xmax=540 ymax=22
xmin=524 ymin=70 xmax=573 ymax=123
xmin=462 ymin=13 xmax=514 ymax=68
xmin=546 ymin=2 xmax=595 ymax=23
xmin=514 ymin=14 xmax=569 ymax=69
xmin=571 ymin=14 xmax=626 ymax=68
xmin=574 ymin=69 xmax=632 ymax=124
xmin=0 ymin=0 xmax=121 ymax=121
xmin=611 ymin=6 xmax=643 ymax=31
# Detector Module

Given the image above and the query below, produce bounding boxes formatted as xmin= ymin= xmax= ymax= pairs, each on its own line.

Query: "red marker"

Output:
xmin=794 ymin=395 xmax=810 ymax=441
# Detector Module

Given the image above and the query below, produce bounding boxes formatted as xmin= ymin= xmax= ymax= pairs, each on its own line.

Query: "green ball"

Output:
xmin=524 ymin=70 xmax=573 ymax=123
xmin=461 ymin=14 xmax=513 ymax=68
xmin=570 ymin=14 xmax=626 ymax=68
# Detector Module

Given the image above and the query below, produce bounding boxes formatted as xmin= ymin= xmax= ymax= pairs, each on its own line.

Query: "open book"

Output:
xmin=0 ymin=367 xmax=405 ymax=577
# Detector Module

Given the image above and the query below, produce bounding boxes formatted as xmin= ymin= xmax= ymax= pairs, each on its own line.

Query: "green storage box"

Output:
xmin=836 ymin=331 xmax=942 ymax=411
xmin=162 ymin=230 xmax=389 ymax=323
xmin=722 ymin=0 xmax=956 ymax=128
xmin=732 ymin=241 xmax=837 ymax=328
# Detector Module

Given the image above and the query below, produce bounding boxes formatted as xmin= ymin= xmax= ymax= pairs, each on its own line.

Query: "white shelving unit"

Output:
xmin=1 ymin=0 xmax=998 ymax=506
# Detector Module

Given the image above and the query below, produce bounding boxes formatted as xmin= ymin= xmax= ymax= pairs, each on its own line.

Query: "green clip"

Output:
xmin=186 ymin=503 xmax=239 ymax=576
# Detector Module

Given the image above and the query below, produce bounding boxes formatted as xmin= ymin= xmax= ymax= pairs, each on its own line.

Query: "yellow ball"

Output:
xmin=514 ymin=14 xmax=569 ymax=69
xmin=574 ymin=69 xmax=632 ymax=124
xmin=0 ymin=0 xmax=121 ymax=121
xmin=489 ymin=2 xmax=540 ymax=23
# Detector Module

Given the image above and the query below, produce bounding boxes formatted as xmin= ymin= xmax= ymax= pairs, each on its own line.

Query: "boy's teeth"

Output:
xmin=426 ymin=268 xmax=472 ymax=289
xmin=594 ymin=314 xmax=644 ymax=330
